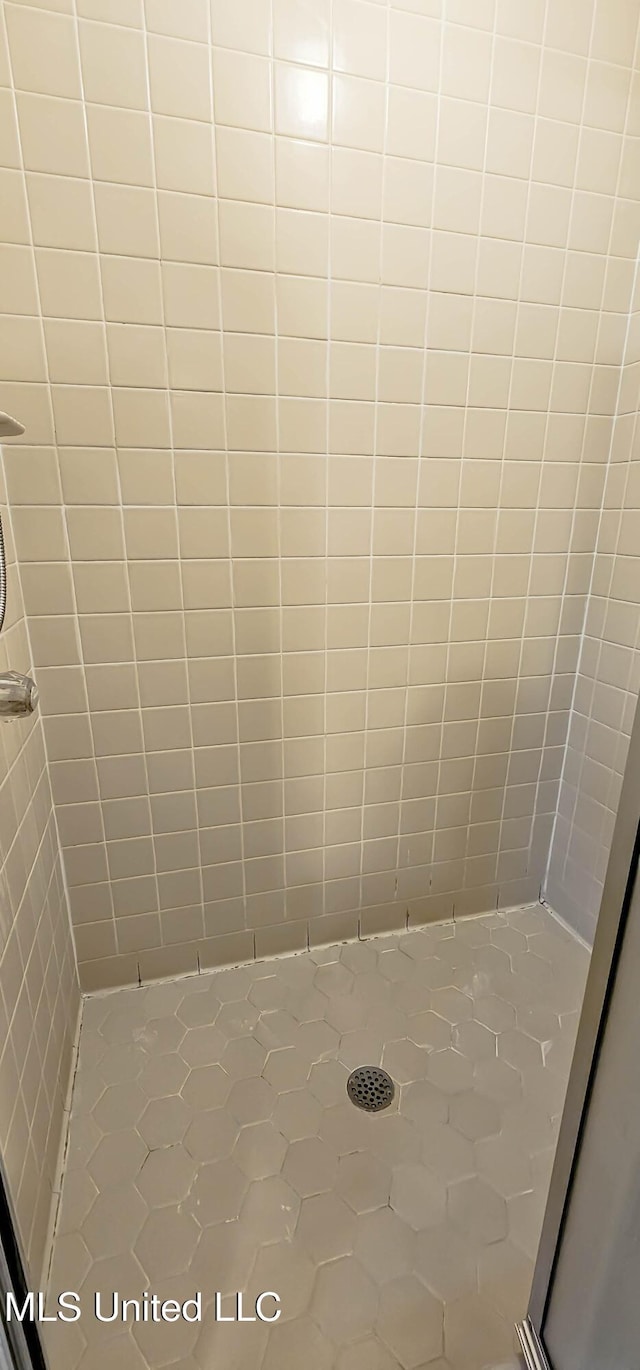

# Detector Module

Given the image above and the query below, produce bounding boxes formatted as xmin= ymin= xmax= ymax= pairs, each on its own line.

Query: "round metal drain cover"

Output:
xmin=347 ymin=1066 xmax=395 ymax=1112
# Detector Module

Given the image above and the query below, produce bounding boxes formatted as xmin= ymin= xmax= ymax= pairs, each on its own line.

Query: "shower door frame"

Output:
xmin=0 ymin=1163 xmax=48 ymax=1370
xmin=517 ymin=696 xmax=640 ymax=1367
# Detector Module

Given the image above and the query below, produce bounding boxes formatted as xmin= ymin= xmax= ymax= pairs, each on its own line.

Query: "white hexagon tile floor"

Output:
xmin=43 ymin=904 xmax=589 ymax=1370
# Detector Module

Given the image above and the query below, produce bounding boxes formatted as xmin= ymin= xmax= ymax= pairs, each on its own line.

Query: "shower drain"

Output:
xmin=347 ymin=1066 xmax=395 ymax=1112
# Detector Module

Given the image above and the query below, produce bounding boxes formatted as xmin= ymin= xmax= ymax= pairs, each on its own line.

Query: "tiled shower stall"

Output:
xmin=0 ymin=0 xmax=638 ymax=1364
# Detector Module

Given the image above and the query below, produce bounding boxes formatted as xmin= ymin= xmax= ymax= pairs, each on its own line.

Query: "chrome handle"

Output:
xmin=0 ymin=671 xmax=38 ymax=717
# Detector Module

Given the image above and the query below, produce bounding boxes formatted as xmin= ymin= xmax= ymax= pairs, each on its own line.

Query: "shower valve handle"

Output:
xmin=0 ymin=671 xmax=38 ymax=717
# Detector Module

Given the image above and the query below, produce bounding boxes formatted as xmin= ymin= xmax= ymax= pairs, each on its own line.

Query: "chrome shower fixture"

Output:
xmin=0 ymin=413 xmax=25 ymax=439
xmin=0 ymin=411 xmax=38 ymax=717
xmin=0 ymin=411 xmax=24 ymax=636
xmin=0 ymin=671 xmax=38 ymax=716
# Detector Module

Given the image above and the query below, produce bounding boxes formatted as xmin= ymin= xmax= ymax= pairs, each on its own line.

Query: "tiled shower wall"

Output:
xmin=547 ymin=265 xmax=640 ymax=944
xmin=0 ymin=475 xmax=79 ymax=1278
xmin=0 ymin=0 xmax=639 ymax=989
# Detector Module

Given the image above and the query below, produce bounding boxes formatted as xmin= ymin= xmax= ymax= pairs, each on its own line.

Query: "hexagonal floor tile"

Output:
xmin=194 ymin=1309 xmax=267 ymax=1370
xmin=378 ymin=950 xmax=414 ymax=984
xmin=377 ymin=1274 xmax=444 ymax=1368
xmin=319 ymin=1102 xmax=372 ymax=1156
xmin=415 ymin=957 xmax=453 ymax=991
xmin=326 ymin=994 xmax=369 ymax=1034
xmin=390 ymin=1163 xmax=446 ymax=1231
xmin=473 ymin=995 xmax=517 ymax=1033
xmin=401 ymin=1080 xmax=449 ymax=1131
xmin=66 ymin=1094 xmax=103 ymax=1141
xmin=143 ymin=983 xmax=183 ymax=1019
xmin=187 ymin=1157 xmax=247 ymax=1225
xmin=132 ymin=1305 xmax=200 ymax=1367
xmin=314 ymin=962 xmax=354 ymax=997
xmin=137 ymin=1095 xmax=192 ymax=1148
xmin=421 ymin=1122 xmax=476 ymax=1184
xmin=491 ymin=926 xmax=528 ymax=957
xmin=272 ymin=1088 xmax=323 ymax=1142
xmin=476 ymin=1133 xmax=533 ymax=1200
xmin=336 ymin=1150 xmax=392 ymax=1214
xmin=182 ymin=1064 xmax=232 ymax=1110
xmin=339 ymin=1029 xmax=385 ymax=1071
xmin=498 ymin=1028 xmax=544 ymax=1073
xmin=454 ymin=921 xmax=490 ymax=949
xmin=282 ymin=1136 xmax=338 ymax=1197
xmin=296 ymin=1191 xmax=356 ymax=1264
xmin=312 ymin=1255 xmax=379 ymax=1343
xmin=82 ymin=1185 xmax=147 ymax=1259
xmin=49 ymin=1232 xmax=93 ymax=1291
xmin=135 ymin=1144 xmax=196 ymax=1206
xmin=77 ymin=1334 xmax=146 ymax=1370
xmin=428 ymin=1050 xmax=474 ymax=1095
xmin=221 ymin=1037 xmax=267 ymax=1080
xmin=216 ymin=1001 xmax=260 ymax=1039
xmin=142 ymin=982 xmax=185 ymax=1018
xmin=354 ymin=1206 xmax=415 ymax=1283
xmin=430 ymin=989 xmax=473 ymax=1026
xmin=212 ymin=967 xmax=253 ymax=1002
xmin=473 ymin=1057 xmax=521 ymax=1104
xmin=255 ymin=1009 xmax=299 ymax=1051
xmin=135 ymin=1016 xmax=185 ymax=1056
xmin=516 ymin=1004 xmax=559 ymax=1042
xmin=367 ymin=1113 xmax=421 ymax=1166
xmin=56 ymin=1170 xmax=98 ymax=1235
xmin=448 ymin=1176 xmax=508 ymax=1246
xmin=228 ymin=1077 xmax=276 ymax=1124
xmin=340 ymin=941 xmax=379 ymax=973
xmin=248 ymin=1241 xmax=316 ymax=1322
xmin=248 ymin=976 xmax=292 ymax=1012
xmin=87 ymin=1131 xmax=147 ymax=1190
xmin=261 ymin=1315 xmax=334 ymax=1370
xmin=98 ymin=1043 xmax=144 ymax=1086
xmin=507 ymin=1187 xmax=547 ymax=1260
xmin=443 ymin=1292 xmax=515 ymax=1370
xmin=288 ymin=986 xmax=329 ymax=1024
xmin=240 ymin=1174 xmax=300 ymax=1244
xmin=477 ymin=1237 xmax=534 ymax=1323
xmin=336 ymin=1336 xmax=403 ymax=1370
xmin=389 ymin=980 xmax=432 ymax=1016
xmin=176 ymin=987 xmax=221 ymax=1029
xmin=382 ymin=1039 xmax=430 ymax=1083
xmin=407 ymin=1011 xmax=452 ymax=1051
xmin=414 ymin=1222 xmax=478 ymax=1302
xmin=100 ymin=1004 xmax=146 ymax=1046
xmin=452 ymin=1020 xmax=496 ymax=1062
xmin=448 ymin=1091 xmax=501 ymax=1142
xmin=371 ymin=1002 xmax=414 ymax=1041
xmin=184 ymin=1107 xmax=239 ymax=1162
xmin=79 ymin=1251 xmax=146 ymax=1311
xmin=92 ymin=1083 xmax=146 ymax=1133
xmin=263 ymin=1046 xmax=310 ymax=1092
xmin=308 ymin=1059 xmax=351 ymax=1107
xmin=233 ymin=1120 xmax=287 ymax=1180
xmin=190 ymin=1220 xmax=257 ymax=1297
xmin=180 ymin=1024 xmax=226 ymax=1067
xmin=474 ymin=945 xmax=512 ymax=981
xmin=139 ymin=1052 xmax=189 ymax=1099
xmin=135 ymin=1206 xmax=200 ymax=1279
xmin=41 ymin=1320 xmax=86 ymax=1370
